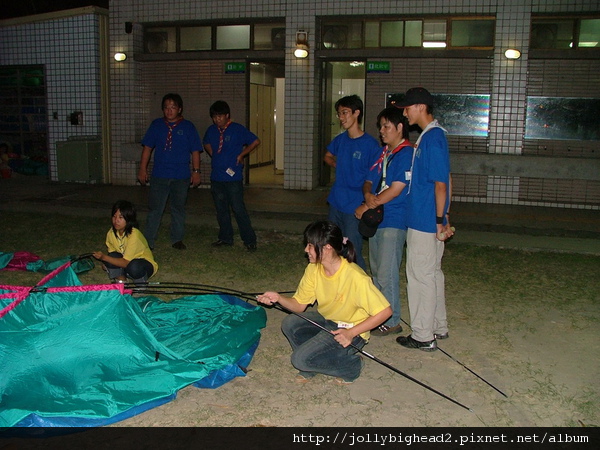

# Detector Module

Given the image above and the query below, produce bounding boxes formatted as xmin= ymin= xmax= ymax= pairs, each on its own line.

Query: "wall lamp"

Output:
xmin=504 ymin=49 xmax=521 ymax=60
xmin=114 ymin=52 xmax=127 ymax=62
xmin=294 ymin=30 xmax=309 ymax=58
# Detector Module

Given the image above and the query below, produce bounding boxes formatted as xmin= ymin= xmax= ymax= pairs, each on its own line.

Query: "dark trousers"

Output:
xmin=105 ymin=252 xmax=154 ymax=284
xmin=210 ymin=180 xmax=256 ymax=246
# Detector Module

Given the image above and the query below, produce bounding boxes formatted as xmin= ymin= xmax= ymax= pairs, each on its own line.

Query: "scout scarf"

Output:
xmin=370 ymin=140 xmax=411 ymax=174
xmin=217 ymin=120 xmax=232 ymax=153
xmin=163 ymin=117 xmax=184 ymax=151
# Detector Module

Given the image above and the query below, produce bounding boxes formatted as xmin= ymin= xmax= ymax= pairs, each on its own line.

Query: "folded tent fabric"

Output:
xmin=0 ymin=264 xmax=266 ymax=427
xmin=0 ymin=251 xmax=40 ymax=271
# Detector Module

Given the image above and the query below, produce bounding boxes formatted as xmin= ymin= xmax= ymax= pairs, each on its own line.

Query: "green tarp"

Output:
xmin=0 ymin=265 xmax=266 ymax=427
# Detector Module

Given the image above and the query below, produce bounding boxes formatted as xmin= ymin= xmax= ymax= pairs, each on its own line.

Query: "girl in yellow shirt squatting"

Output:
xmin=257 ymin=220 xmax=391 ymax=384
xmin=93 ymin=200 xmax=158 ymax=284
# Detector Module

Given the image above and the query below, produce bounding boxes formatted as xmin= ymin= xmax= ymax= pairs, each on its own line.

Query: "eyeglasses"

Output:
xmin=336 ymin=109 xmax=353 ymax=118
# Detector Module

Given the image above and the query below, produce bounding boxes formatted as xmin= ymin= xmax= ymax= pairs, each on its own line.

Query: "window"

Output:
xmin=320 ymin=17 xmax=494 ymax=50
xmin=423 ymin=20 xmax=447 ymax=47
xmin=380 ymin=21 xmax=404 ymax=47
xmin=387 ymin=93 xmax=490 ymax=137
xmin=143 ymin=21 xmax=285 ymax=53
xmin=451 ymin=20 xmax=495 ymax=47
xmin=144 ymin=27 xmax=176 ymax=53
xmin=254 ymin=23 xmax=285 ymax=50
xmin=216 ymin=25 xmax=250 ymax=50
xmin=181 ymin=26 xmax=211 ymax=51
xmin=364 ymin=21 xmax=379 ymax=48
xmin=579 ymin=19 xmax=600 ymax=48
xmin=531 ymin=20 xmax=574 ymax=49
xmin=531 ymin=17 xmax=600 ymax=49
xmin=404 ymin=21 xmax=423 ymax=47
xmin=525 ymin=97 xmax=600 ymax=140
xmin=0 ymin=66 xmax=47 ymax=159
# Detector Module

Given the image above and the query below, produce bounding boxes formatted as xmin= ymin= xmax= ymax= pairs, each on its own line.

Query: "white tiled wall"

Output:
xmin=0 ymin=11 xmax=106 ymax=181
xmin=2 ymin=1 xmax=597 ymax=209
xmin=109 ymin=0 xmax=599 ymax=201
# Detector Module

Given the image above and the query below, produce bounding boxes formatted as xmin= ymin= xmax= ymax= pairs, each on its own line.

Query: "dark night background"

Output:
xmin=1 ymin=1 xmax=109 ymax=20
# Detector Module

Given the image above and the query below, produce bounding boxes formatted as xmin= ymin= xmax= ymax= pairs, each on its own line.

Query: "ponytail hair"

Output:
xmin=303 ymin=220 xmax=357 ymax=264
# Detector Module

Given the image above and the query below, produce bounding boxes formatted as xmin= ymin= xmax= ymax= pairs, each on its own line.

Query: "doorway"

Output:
xmin=319 ymin=61 xmax=366 ymax=186
xmin=0 ymin=65 xmax=48 ymax=178
xmin=248 ymin=61 xmax=285 ymax=186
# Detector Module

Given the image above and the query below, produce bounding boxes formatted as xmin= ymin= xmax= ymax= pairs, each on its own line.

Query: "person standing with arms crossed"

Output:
xmin=203 ymin=100 xmax=259 ymax=251
xmin=138 ymin=93 xmax=202 ymax=251
xmin=324 ymin=95 xmax=381 ymax=271
xmin=394 ymin=87 xmax=454 ymax=351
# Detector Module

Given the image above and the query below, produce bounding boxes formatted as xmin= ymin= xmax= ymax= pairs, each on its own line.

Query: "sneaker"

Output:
xmin=396 ymin=334 xmax=437 ymax=352
xmin=370 ymin=323 xmax=403 ymax=336
xmin=434 ymin=332 xmax=449 ymax=340
xmin=211 ymin=240 xmax=233 ymax=247
xmin=245 ymin=243 xmax=257 ymax=252
xmin=334 ymin=377 xmax=354 ymax=386
xmin=172 ymin=241 xmax=187 ymax=250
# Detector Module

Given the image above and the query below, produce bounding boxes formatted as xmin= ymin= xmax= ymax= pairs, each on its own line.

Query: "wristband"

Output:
xmin=192 ymin=168 xmax=200 ymax=173
xmin=436 ymin=216 xmax=444 ymax=224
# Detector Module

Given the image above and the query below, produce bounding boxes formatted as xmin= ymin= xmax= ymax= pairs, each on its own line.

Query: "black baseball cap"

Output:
xmin=393 ymin=87 xmax=434 ymax=108
xmin=358 ymin=206 xmax=384 ymax=238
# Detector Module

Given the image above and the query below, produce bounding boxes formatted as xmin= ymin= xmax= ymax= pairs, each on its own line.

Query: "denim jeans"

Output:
xmin=281 ymin=310 xmax=366 ymax=382
xmin=105 ymin=252 xmax=154 ymax=284
xmin=145 ymin=177 xmax=189 ymax=248
xmin=369 ymin=227 xmax=407 ymax=327
xmin=328 ymin=205 xmax=367 ymax=271
xmin=210 ymin=180 xmax=256 ymax=246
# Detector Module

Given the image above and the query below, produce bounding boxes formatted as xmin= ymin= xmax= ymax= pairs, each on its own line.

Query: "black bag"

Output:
xmin=358 ymin=151 xmax=399 ymax=238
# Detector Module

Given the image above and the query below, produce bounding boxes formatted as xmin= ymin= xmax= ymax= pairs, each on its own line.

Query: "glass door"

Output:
xmin=319 ymin=61 xmax=366 ymax=186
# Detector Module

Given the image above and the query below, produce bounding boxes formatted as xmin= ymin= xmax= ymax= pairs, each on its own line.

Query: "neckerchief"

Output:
xmin=217 ymin=120 xmax=232 ymax=153
xmin=370 ymin=140 xmax=411 ymax=174
xmin=163 ymin=117 xmax=184 ymax=151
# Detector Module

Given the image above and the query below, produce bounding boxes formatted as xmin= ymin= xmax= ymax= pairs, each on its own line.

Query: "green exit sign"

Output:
xmin=225 ymin=62 xmax=246 ymax=74
xmin=367 ymin=61 xmax=390 ymax=73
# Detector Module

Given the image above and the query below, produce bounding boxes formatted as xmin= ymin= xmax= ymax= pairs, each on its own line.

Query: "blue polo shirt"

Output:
xmin=326 ymin=132 xmax=381 ymax=214
xmin=141 ymin=118 xmax=202 ymax=179
xmin=366 ymin=144 xmax=412 ymax=230
xmin=406 ymin=127 xmax=451 ymax=233
xmin=203 ymin=122 xmax=258 ymax=182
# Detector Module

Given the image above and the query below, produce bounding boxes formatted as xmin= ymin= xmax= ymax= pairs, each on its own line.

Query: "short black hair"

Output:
xmin=162 ymin=93 xmax=183 ymax=112
xmin=377 ymin=106 xmax=410 ymax=141
xmin=209 ymin=100 xmax=230 ymax=117
xmin=111 ymin=200 xmax=138 ymax=237
xmin=335 ymin=95 xmax=364 ymax=125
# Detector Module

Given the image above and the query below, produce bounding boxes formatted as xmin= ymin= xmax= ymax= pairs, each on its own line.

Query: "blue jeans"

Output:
xmin=210 ymin=180 xmax=256 ymax=246
xmin=145 ymin=177 xmax=189 ymax=248
xmin=328 ymin=205 xmax=367 ymax=271
xmin=105 ymin=252 xmax=154 ymax=284
xmin=369 ymin=227 xmax=407 ymax=327
xmin=282 ymin=310 xmax=366 ymax=382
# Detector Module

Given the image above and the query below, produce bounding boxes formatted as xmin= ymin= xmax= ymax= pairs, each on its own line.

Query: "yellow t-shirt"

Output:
xmin=105 ymin=227 xmax=158 ymax=276
xmin=293 ymin=258 xmax=390 ymax=340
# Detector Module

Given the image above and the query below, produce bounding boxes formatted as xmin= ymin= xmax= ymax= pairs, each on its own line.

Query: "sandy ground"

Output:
xmin=101 ymin=298 xmax=596 ymax=429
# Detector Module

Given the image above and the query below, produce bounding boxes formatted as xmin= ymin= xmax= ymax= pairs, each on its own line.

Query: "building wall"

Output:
xmin=0 ymin=7 xmax=108 ymax=182
xmin=108 ymin=0 xmax=599 ymax=209
xmin=107 ymin=1 xmax=598 ymax=209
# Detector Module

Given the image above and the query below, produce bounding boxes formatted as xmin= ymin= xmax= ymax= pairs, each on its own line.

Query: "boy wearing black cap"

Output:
xmin=393 ymin=87 xmax=454 ymax=351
